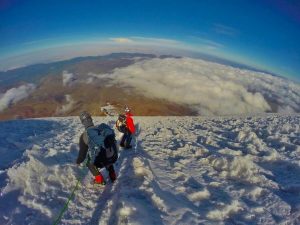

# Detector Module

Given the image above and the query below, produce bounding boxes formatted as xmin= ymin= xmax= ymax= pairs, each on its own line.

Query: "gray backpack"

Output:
xmin=86 ymin=123 xmax=118 ymax=164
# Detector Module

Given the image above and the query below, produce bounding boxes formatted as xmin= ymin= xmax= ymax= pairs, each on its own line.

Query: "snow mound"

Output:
xmin=207 ymin=200 xmax=244 ymax=221
xmin=188 ymin=188 xmax=210 ymax=202
xmin=0 ymin=114 xmax=299 ymax=225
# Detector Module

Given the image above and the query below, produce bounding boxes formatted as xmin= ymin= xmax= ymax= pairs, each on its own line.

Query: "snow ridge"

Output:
xmin=0 ymin=115 xmax=299 ymax=225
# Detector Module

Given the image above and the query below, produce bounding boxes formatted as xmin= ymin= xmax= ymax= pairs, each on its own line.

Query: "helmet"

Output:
xmin=124 ymin=106 xmax=130 ymax=113
xmin=79 ymin=111 xmax=94 ymax=129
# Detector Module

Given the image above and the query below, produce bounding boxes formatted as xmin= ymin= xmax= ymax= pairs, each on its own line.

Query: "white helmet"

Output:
xmin=124 ymin=106 xmax=130 ymax=113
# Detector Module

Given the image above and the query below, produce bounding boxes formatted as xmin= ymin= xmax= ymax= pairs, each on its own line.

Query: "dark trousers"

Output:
xmin=78 ymin=133 xmax=116 ymax=177
xmin=88 ymin=162 xmax=115 ymax=176
xmin=120 ymin=129 xmax=132 ymax=147
xmin=87 ymin=148 xmax=115 ymax=176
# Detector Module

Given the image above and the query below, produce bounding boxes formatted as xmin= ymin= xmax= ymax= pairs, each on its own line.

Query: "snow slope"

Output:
xmin=0 ymin=115 xmax=299 ymax=225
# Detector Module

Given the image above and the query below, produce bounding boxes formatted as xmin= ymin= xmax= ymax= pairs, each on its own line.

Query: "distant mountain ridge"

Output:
xmin=192 ymin=51 xmax=282 ymax=78
xmin=0 ymin=53 xmax=157 ymax=90
xmin=0 ymin=52 xmax=289 ymax=90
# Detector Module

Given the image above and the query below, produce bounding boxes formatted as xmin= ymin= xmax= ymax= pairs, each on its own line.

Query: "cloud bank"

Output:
xmin=62 ymin=71 xmax=75 ymax=86
xmin=110 ymin=38 xmax=134 ymax=43
xmin=0 ymin=84 xmax=36 ymax=111
xmin=55 ymin=94 xmax=75 ymax=114
xmin=102 ymin=58 xmax=300 ymax=115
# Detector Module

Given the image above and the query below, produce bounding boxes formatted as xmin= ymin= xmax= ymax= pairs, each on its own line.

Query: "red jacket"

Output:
xmin=126 ymin=112 xmax=135 ymax=134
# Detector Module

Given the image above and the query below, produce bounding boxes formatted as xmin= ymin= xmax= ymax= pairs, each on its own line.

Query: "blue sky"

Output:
xmin=0 ymin=0 xmax=300 ymax=80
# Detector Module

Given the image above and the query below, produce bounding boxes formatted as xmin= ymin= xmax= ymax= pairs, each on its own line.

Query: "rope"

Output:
xmin=52 ymin=166 xmax=88 ymax=225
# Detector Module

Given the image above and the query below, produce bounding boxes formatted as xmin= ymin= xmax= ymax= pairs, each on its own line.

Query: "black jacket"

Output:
xmin=76 ymin=132 xmax=89 ymax=164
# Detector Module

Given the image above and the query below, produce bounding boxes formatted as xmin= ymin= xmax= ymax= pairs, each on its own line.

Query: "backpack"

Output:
xmin=86 ymin=123 xmax=118 ymax=165
xmin=116 ymin=114 xmax=127 ymax=133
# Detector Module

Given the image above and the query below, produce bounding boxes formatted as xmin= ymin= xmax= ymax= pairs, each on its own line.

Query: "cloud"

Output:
xmin=55 ymin=95 xmax=75 ymax=114
xmin=189 ymin=36 xmax=224 ymax=51
xmin=110 ymin=38 xmax=134 ymax=44
xmin=62 ymin=71 xmax=75 ymax=86
xmin=130 ymin=36 xmax=181 ymax=45
xmin=0 ymin=84 xmax=36 ymax=111
xmin=213 ymin=23 xmax=238 ymax=36
xmin=108 ymin=36 xmax=185 ymax=49
xmin=87 ymin=72 xmax=110 ymax=79
xmin=101 ymin=57 xmax=300 ymax=115
xmin=22 ymin=38 xmax=58 ymax=46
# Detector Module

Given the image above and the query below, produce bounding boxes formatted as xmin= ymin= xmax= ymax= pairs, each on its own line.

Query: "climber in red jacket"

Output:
xmin=118 ymin=107 xmax=135 ymax=149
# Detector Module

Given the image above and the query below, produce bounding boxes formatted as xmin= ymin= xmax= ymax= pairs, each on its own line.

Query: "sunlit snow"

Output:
xmin=0 ymin=115 xmax=299 ymax=225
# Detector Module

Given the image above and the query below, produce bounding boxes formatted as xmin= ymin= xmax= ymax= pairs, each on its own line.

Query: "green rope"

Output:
xmin=52 ymin=167 xmax=87 ymax=225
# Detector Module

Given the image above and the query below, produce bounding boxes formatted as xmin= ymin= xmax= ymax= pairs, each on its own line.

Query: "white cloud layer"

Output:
xmin=62 ymin=71 xmax=75 ymax=86
xmin=110 ymin=38 xmax=134 ymax=43
xmin=55 ymin=95 xmax=75 ymax=114
xmin=102 ymin=58 xmax=300 ymax=115
xmin=0 ymin=84 xmax=36 ymax=111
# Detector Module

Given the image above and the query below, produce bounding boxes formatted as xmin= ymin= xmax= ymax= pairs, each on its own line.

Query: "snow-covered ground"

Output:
xmin=0 ymin=115 xmax=299 ymax=225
